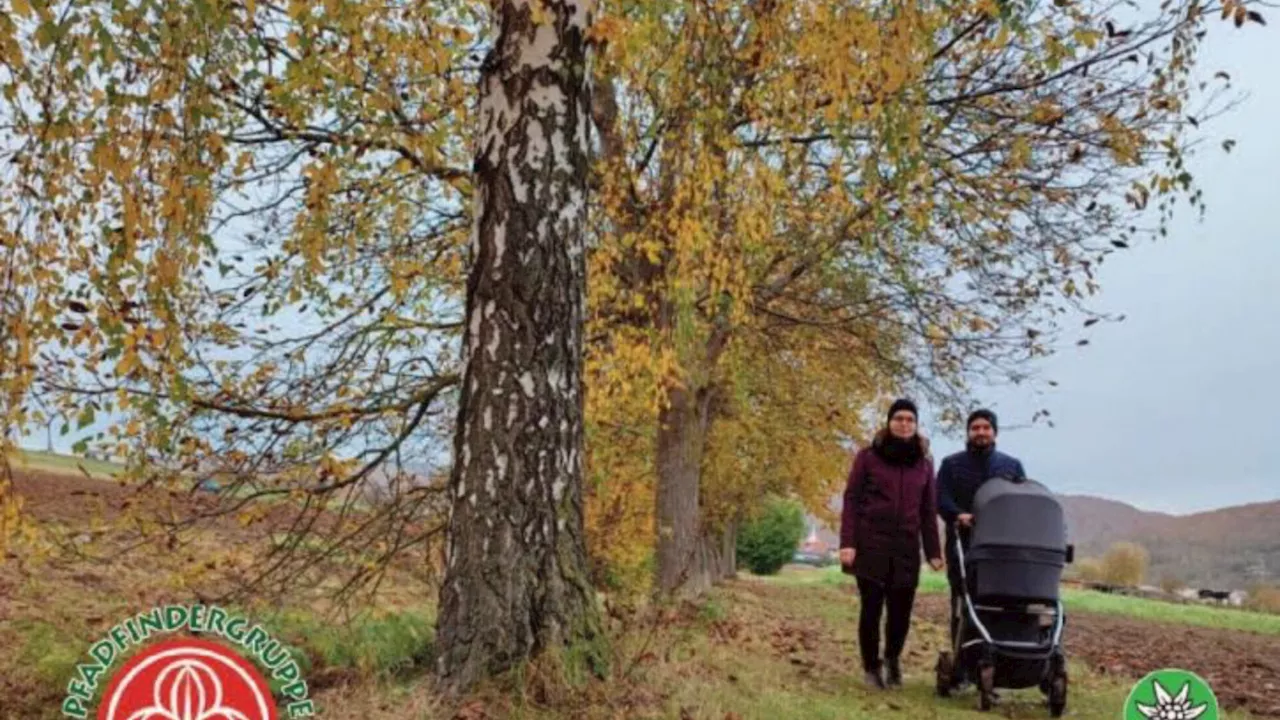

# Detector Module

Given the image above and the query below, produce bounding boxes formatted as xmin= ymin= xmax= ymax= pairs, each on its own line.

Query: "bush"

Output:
xmin=1245 ymin=586 xmax=1280 ymax=614
xmin=1100 ymin=541 xmax=1149 ymax=587
xmin=736 ymin=496 xmax=806 ymax=576
xmin=1073 ymin=557 xmax=1103 ymax=584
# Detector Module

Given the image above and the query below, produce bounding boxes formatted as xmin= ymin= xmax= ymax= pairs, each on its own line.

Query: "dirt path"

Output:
xmin=914 ymin=594 xmax=1280 ymax=717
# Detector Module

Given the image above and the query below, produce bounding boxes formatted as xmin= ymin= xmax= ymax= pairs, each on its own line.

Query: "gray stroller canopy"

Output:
xmin=971 ymin=478 xmax=1067 ymax=552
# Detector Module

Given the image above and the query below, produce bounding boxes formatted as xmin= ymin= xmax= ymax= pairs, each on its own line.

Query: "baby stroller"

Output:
xmin=935 ymin=477 xmax=1074 ymax=716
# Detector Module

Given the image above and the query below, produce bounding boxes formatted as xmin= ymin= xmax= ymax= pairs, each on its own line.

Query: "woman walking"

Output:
xmin=839 ymin=398 xmax=944 ymax=689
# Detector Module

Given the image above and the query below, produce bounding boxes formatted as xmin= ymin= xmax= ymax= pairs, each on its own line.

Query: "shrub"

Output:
xmin=1100 ymin=541 xmax=1149 ymax=587
xmin=736 ymin=496 xmax=806 ymax=576
xmin=1073 ymin=557 xmax=1103 ymax=584
xmin=1245 ymin=586 xmax=1280 ymax=614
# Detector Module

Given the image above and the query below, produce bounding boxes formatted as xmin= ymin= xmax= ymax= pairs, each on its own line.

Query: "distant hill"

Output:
xmin=809 ymin=491 xmax=1280 ymax=590
xmin=1060 ymin=495 xmax=1280 ymax=590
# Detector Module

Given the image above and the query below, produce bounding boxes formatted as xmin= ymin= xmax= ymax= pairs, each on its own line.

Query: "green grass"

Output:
xmin=267 ymin=605 xmax=436 ymax=678
xmin=9 ymin=564 xmax=1267 ymax=719
xmin=765 ymin=565 xmax=1280 ymax=635
xmin=493 ymin=579 xmax=1262 ymax=720
xmin=7 ymin=448 xmax=123 ymax=477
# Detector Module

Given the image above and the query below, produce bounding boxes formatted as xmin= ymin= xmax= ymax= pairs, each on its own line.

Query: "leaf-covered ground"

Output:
xmin=3 ymin=467 xmax=1276 ymax=719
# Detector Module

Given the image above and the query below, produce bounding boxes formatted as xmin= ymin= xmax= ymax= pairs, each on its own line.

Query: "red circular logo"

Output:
xmin=97 ymin=636 xmax=278 ymax=720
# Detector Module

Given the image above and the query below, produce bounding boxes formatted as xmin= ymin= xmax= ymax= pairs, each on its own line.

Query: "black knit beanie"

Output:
xmin=967 ymin=408 xmax=998 ymax=434
xmin=887 ymin=398 xmax=918 ymax=423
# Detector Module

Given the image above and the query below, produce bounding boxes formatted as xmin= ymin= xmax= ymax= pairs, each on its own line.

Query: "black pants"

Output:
xmin=856 ymin=577 xmax=917 ymax=672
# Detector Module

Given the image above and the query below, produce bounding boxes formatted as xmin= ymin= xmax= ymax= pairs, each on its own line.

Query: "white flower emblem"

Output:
xmin=122 ymin=658 xmax=253 ymax=720
xmin=1135 ymin=678 xmax=1209 ymax=720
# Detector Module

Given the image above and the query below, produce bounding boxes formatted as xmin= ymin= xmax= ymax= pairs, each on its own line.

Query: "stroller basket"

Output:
xmin=967 ymin=545 xmax=1066 ymax=600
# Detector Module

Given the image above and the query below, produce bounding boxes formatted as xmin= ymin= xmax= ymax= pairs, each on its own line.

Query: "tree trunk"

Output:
xmin=654 ymin=384 xmax=714 ymax=596
xmin=434 ymin=0 xmax=600 ymax=693
xmin=718 ymin=518 xmax=738 ymax=580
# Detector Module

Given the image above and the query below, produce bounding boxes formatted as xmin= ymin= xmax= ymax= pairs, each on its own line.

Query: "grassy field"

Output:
xmin=12 ymin=564 xmax=1266 ymax=719
xmin=6 ymin=448 xmax=124 ymax=478
xmin=768 ymin=565 xmax=1280 ymax=635
xmin=298 ymin=574 xmax=1263 ymax=719
xmin=3 ymin=456 xmax=1273 ymax=718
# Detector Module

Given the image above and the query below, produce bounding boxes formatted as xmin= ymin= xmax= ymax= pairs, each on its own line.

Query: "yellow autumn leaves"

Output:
xmin=0 ymin=0 xmax=1257 ymax=597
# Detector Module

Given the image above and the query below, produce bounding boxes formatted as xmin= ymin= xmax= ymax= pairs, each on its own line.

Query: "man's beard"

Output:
xmin=966 ymin=438 xmax=994 ymax=453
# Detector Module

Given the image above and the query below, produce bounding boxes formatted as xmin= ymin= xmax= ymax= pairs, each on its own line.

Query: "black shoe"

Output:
xmin=863 ymin=668 xmax=886 ymax=689
xmin=885 ymin=657 xmax=903 ymax=687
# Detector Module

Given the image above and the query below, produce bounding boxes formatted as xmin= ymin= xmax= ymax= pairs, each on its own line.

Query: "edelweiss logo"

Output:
xmin=1124 ymin=668 xmax=1219 ymax=720
xmin=98 ymin=638 xmax=276 ymax=720
xmin=1134 ymin=678 xmax=1209 ymax=720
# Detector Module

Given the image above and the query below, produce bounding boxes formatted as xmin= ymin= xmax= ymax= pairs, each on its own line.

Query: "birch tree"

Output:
xmin=432 ymin=0 xmax=603 ymax=691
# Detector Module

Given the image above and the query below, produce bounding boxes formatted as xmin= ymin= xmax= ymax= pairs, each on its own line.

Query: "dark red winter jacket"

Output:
xmin=839 ymin=430 xmax=943 ymax=588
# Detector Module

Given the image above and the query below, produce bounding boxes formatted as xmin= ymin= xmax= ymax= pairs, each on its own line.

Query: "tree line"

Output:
xmin=0 ymin=0 xmax=1263 ymax=693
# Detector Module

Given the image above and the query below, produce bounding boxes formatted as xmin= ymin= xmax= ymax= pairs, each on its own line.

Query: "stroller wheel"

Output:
xmin=977 ymin=663 xmax=995 ymax=711
xmin=1048 ymin=667 xmax=1068 ymax=717
xmin=935 ymin=651 xmax=953 ymax=698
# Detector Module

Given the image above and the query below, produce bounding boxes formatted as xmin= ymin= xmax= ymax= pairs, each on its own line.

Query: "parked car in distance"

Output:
xmin=792 ymin=549 xmax=836 ymax=567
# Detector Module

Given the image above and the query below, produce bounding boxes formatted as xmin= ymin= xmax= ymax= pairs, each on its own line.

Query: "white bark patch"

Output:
xmin=520 ymin=22 xmax=562 ymax=72
xmin=508 ymin=164 xmax=530 ymax=204
xmin=493 ymin=219 xmax=506 ymax=269
xmin=486 ymin=324 xmax=502 ymax=360
xmin=548 ymin=127 xmax=569 ymax=179
xmin=469 ymin=492 xmax=477 ymax=507
xmin=547 ymin=367 xmax=565 ymax=395
xmin=563 ymin=188 xmax=586 ymax=258
xmin=568 ymin=0 xmax=596 ymax=28
xmin=528 ymin=83 xmax=567 ymax=112
xmin=456 ymin=478 xmax=466 ymax=498
xmin=538 ymin=415 xmax=549 ymax=429
xmin=553 ymin=477 xmax=566 ymax=503
xmin=478 ymin=76 xmax=510 ymax=167
xmin=515 ymin=129 xmax=550 ymax=204
xmin=483 ymin=407 xmax=492 ymax=431
xmin=507 ymin=401 xmax=519 ymax=427
xmin=468 ymin=305 xmax=483 ymax=355
xmin=494 ymin=451 xmax=507 ymax=491
xmin=519 ymin=372 xmax=536 ymax=397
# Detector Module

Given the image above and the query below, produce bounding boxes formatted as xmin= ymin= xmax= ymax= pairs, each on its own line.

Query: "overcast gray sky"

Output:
xmin=927 ymin=22 xmax=1279 ymax=515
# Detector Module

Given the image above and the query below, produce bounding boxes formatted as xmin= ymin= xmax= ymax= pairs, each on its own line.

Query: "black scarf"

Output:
xmin=875 ymin=433 xmax=924 ymax=467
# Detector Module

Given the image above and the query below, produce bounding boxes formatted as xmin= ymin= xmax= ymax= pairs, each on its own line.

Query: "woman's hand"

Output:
xmin=840 ymin=548 xmax=855 ymax=567
xmin=928 ymin=557 xmax=945 ymax=572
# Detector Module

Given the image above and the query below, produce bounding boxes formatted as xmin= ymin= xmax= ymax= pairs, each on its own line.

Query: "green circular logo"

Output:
xmin=1123 ymin=668 xmax=1218 ymax=720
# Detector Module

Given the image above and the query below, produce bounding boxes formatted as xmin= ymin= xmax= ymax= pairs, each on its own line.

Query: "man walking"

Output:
xmin=936 ymin=409 xmax=1026 ymax=648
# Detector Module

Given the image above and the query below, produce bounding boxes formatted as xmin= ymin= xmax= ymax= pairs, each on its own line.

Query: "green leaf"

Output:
xmin=77 ymin=405 xmax=95 ymax=430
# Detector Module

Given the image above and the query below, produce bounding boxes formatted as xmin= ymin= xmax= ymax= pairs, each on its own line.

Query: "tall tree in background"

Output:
xmin=433 ymin=0 xmax=602 ymax=691
xmin=583 ymin=0 xmax=1261 ymax=596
